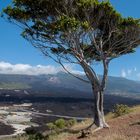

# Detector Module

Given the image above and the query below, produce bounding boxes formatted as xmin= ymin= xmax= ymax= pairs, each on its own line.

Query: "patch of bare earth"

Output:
xmin=67 ymin=112 xmax=140 ymax=140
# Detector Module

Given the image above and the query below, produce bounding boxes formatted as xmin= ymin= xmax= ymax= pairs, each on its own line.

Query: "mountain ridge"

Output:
xmin=0 ymin=73 xmax=139 ymax=99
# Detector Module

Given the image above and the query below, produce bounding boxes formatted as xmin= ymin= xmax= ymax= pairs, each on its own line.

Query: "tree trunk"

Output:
xmin=93 ymin=88 xmax=109 ymax=128
xmin=79 ymin=60 xmax=109 ymax=128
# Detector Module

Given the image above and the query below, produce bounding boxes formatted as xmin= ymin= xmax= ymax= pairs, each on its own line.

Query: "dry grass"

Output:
xmin=46 ymin=105 xmax=140 ymax=140
xmin=44 ymin=132 xmax=140 ymax=140
xmin=131 ymin=105 xmax=140 ymax=114
xmin=52 ymin=129 xmax=140 ymax=140
xmin=105 ymin=112 xmax=114 ymax=120
xmin=0 ymin=135 xmax=28 ymax=140
xmin=71 ymin=119 xmax=93 ymax=130
xmin=1 ymin=105 xmax=140 ymax=140
xmin=88 ymin=133 xmax=139 ymax=140
xmin=47 ymin=132 xmax=75 ymax=140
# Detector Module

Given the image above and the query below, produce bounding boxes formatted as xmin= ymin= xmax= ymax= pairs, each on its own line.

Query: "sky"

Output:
xmin=0 ymin=0 xmax=140 ymax=80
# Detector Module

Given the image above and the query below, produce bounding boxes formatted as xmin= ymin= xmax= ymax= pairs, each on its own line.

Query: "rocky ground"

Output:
xmin=0 ymin=103 xmax=34 ymax=136
xmin=0 ymin=123 xmax=15 ymax=136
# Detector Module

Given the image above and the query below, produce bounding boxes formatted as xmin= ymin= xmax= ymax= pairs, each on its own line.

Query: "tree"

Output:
xmin=3 ymin=0 xmax=140 ymax=130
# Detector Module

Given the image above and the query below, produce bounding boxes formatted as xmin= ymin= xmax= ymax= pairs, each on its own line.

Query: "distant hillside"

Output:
xmin=0 ymin=73 xmax=140 ymax=99
xmin=0 ymin=82 xmax=30 ymax=90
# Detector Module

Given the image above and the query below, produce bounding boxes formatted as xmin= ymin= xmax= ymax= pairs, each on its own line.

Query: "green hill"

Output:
xmin=0 ymin=82 xmax=30 ymax=90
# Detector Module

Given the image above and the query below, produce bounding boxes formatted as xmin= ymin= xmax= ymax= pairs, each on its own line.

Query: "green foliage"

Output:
xmin=47 ymin=123 xmax=57 ymax=130
xmin=46 ymin=119 xmax=77 ymax=140
xmin=28 ymin=133 xmax=44 ymax=140
xmin=3 ymin=5 xmax=30 ymax=21
xmin=47 ymin=118 xmax=77 ymax=131
xmin=81 ymin=21 xmax=90 ymax=30
xmin=57 ymin=16 xmax=80 ymax=31
xmin=25 ymin=127 xmax=38 ymax=135
xmin=26 ymin=127 xmax=44 ymax=140
xmin=65 ymin=119 xmax=77 ymax=127
xmin=3 ymin=0 xmax=140 ymax=62
xmin=76 ymin=0 xmax=98 ymax=8
xmin=54 ymin=119 xmax=66 ymax=129
xmin=0 ymin=82 xmax=30 ymax=89
xmin=113 ymin=104 xmax=130 ymax=117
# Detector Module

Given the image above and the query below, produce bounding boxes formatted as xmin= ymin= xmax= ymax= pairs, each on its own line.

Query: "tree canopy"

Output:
xmin=3 ymin=0 xmax=140 ymax=64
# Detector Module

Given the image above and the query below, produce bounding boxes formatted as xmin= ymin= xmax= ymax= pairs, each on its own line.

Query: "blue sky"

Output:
xmin=0 ymin=0 xmax=140 ymax=80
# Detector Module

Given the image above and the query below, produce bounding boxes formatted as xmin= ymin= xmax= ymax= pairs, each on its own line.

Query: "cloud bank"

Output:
xmin=121 ymin=67 xmax=137 ymax=78
xmin=121 ymin=69 xmax=127 ymax=78
xmin=0 ymin=61 xmax=84 ymax=75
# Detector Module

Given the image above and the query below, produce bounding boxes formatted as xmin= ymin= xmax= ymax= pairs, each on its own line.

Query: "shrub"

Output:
xmin=113 ymin=104 xmax=130 ymax=117
xmin=47 ymin=122 xmax=57 ymax=130
xmin=65 ymin=119 xmax=77 ymax=127
xmin=54 ymin=119 xmax=66 ymax=129
xmin=25 ymin=127 xmax=38 ymax=135
xmin=47 ymin=118 xmax=77 ymax=131
xmin=28 ymin=133 xmax=44 ymax=140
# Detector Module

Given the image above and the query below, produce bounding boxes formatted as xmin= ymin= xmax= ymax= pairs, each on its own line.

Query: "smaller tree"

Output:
xmin=3 ymin=0 xmax=140 ymax=130
xmin=114 ymin=104 xmax=130 ymax=117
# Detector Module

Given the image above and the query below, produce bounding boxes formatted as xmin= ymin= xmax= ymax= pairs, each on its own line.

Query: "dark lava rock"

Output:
xmin=0 ymin=122 xmax=15 ymax=135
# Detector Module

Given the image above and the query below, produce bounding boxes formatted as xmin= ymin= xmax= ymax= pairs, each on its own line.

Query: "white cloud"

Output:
xmin=121 ymin=69 xmax=126 ymax=78
xmin=134 ymin=67 xmax=137 ymax=72
xmin=0 ymin=61 xmax=83 ymax=75
xmin=121 ymin=67 xmax=137 ymax=78
xmin=127 ymin=69 xmax=132 ymax=76
xmin=137 ymin=73 xmax=140 ymax=77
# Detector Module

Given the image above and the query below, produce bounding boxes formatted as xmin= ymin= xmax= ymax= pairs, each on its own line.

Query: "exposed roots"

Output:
xmin=78 ymin=121 xmax=110 ymax=138
xmin=78 ymin=126 xmax=103 ymax=138
xmin=103 ymin=122 xmax=110 ymax=128
xmin=91 ymin=126 xmax=103 ymax=134
xmin=83 ymin=121 xmax=95 ymax=131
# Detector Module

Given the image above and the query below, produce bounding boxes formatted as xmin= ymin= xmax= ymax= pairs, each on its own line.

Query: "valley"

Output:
xmin=0 ymin=73 xmax=140 ymax=137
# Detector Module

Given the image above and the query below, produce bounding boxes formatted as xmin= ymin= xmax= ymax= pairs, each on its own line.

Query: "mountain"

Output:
xmin=0 ymin=73 xmax=140 ymax=99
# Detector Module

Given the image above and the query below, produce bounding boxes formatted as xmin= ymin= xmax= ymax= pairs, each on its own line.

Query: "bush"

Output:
xmin=65 ymin=119 xmax=77 ymax=127
xmin=47 ymin=122 xmax=57 ymax=130
xmin=113 ymin=104 xmax=130 ymax=117
xmin=28 ymin=133 xmax=44 ymax=140
xmin=25 ymin=127 xmax=44 ymax=140
xmin=54 ymin=119 xmax=66 ymax=129
xmin=47 ymin=118 xmax=77 ymax=131
xmin=25 ymin=127 xmax=38 ymax=135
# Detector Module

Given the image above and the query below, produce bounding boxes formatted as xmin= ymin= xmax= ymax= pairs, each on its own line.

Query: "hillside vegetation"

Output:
xmin=0 ymin=82 xmax=30 ymax=90
xmin=0 ymin=105 xmax=140 ymax=140
xmin=50 ymin=105 xmax=140 ymax=140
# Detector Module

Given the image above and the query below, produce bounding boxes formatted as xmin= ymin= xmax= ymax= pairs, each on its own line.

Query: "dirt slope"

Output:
xmin=66 ymin=108 xmax=140 ymax=140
